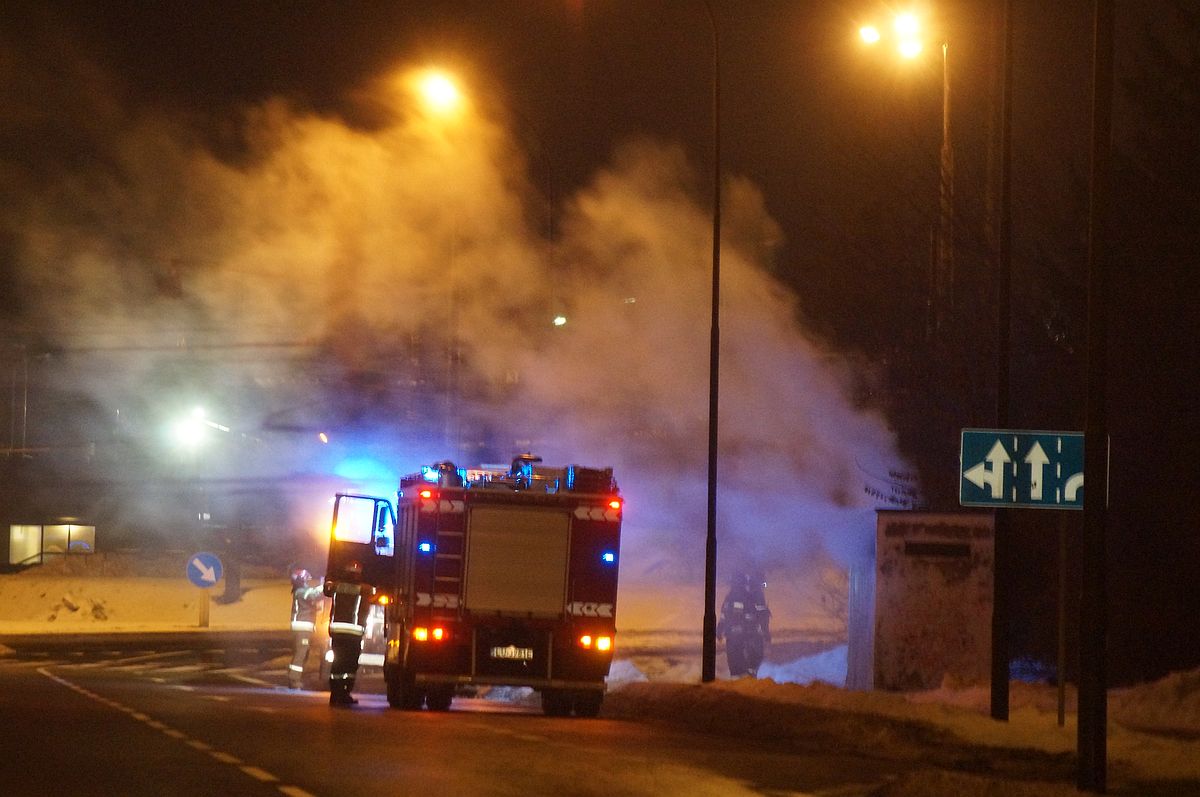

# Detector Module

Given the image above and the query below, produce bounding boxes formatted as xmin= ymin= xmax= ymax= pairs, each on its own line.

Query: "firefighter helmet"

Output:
xmin=290 ymin=567 xmax=312 ymax=589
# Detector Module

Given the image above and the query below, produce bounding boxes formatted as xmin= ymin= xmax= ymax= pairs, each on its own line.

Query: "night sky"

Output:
xmin=3 ymin=1 xmax=1197 ymax=684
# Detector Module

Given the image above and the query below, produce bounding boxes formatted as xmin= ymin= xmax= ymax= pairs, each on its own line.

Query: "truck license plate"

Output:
xmin=490 ymin=644 xmax=534 ymax=661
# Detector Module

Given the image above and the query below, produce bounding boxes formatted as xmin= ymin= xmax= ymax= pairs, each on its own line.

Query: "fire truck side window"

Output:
xmin=374 ymin=501 xmax=395 ymax=557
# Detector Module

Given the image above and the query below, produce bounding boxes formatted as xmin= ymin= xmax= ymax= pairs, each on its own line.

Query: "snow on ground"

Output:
xmin=2 ymin=565 xmax=1198 ymax=795
xmin=0 ymin=573 xmax=291 ymax=633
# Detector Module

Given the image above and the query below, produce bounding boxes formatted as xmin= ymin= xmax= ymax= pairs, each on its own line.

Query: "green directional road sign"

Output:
xmin=960 ymin=429 xmax=1084 ymax=509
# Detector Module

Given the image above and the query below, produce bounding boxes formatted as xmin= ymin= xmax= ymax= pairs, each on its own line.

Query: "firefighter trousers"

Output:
xmin=329 ymin=633 xmax=362 ymax=699
xmin=288 ymin=631 xmax=312 ymax=688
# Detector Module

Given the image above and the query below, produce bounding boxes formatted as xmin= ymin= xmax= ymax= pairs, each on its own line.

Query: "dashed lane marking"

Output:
xmin=278 ymin=787 xmax=318 ymax=797
xmin=37 ymin=667 xmax=318 ymax=797
xmin=241 ymin=766 xmax=279 ymax=782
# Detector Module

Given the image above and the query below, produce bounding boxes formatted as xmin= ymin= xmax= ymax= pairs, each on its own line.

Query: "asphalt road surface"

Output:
xmin=6 ymin=636 xmax=1182 ymax=796
xmin=0 ymin=637 xmax=909 ymax=797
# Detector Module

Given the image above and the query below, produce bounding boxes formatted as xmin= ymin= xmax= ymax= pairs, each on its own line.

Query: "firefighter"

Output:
xmin=287 ymin=567 xmax=323 ymax=689
xmin=717 ymin=572 xmax=772 ymax=677
xmin=327 ymin=573 xmax=373 ymax=706
xmin=510 ymin=453 xmax=541 ymax=488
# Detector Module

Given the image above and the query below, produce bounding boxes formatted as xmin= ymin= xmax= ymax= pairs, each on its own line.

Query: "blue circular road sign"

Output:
xmin=186 ymin=551 xmax=224 ymax=588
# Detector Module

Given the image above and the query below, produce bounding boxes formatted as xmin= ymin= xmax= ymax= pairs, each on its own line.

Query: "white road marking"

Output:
xmin=37 ymin=667 xmax=317 ymax=795
xmin=240 ymin=765 xmax=279 ymax=782
xmin=229 ymin=672 xmax=274 ymax=686
xmin=278 ymin=787 xmax=318 ymax=797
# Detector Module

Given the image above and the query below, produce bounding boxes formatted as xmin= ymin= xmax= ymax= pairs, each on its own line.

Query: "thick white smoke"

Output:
xmin=5 ymin=58 xmax=916 ymax=630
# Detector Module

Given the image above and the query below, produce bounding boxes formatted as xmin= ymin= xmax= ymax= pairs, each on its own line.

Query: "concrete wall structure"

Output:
xmin=873 ymin=510 xmax=994 ymax=691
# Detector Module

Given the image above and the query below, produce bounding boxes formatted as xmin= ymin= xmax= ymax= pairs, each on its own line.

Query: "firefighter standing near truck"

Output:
xmin=288 ymin=567 xmax=323 ymax=689
xmin=717 ymin=572 xmax=772 ymax=677
xmin=325 ymin=561 xmax=373 ymax=706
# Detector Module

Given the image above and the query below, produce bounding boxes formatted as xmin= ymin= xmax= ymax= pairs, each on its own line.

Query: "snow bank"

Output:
xmin=0 ymin=576 xmax=290 ymax=632
xmin=605 ymin=666 xmax=1200 ymax=786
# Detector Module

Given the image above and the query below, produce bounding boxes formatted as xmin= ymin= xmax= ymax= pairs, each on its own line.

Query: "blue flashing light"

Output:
xmin=601 ymin=551 xmax=616 ymax=565
xmin=331 ymin=457 xmax=396 ymax=496
xmin=421 ymin=466 xmax=439 ymax=483
xmin=418 ymin=541 xmax=434 ymax=554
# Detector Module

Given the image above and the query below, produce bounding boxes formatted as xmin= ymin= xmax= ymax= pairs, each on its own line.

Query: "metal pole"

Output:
xmin=21 ymin=348 xmax=29 ymax=451
xmin=1079 ymin=0 xmax=1113 ymax=789
xmin=938 ymin=41 xmax=955 ymax=330
xmin=1058 ymin=512 xmax=1068 ymax=727
xmin=990 ymin=0 xmax=1013 ymax=723
xmin=701 ymin=0 xmax=721 ymax=684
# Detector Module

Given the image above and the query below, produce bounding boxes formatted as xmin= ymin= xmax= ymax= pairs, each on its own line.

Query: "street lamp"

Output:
xmin=405 ymin=67 xmax=467 ymax=452
xmin=859 ymin=10 xmax=954 ymax=335
xmin=863 ymin=5 xmax=1017 ymax=725
xmin=169 ymin=406 xmax=230 ymax=451
xmin=417 ymin=70 xmax=461 ymax=114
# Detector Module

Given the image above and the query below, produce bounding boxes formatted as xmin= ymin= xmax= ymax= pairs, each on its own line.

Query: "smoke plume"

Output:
xmin=3 ymin=48 xmax=916 ymax=626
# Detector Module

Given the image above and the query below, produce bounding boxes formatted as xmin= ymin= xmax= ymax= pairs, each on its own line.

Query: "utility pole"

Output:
xmin=991 ymin=0 xmax=1014 ymax=723
xmin=1079 ymin=0 xmax=1113 ymax=790
xmin=701 ymin=0 xmax=721 ymax=685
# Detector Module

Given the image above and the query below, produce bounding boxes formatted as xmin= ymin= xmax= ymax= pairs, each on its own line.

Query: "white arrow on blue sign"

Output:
xmin=960 ymin=429 xmax=1084 ymax=509
xmin=186 ymin=551 xmax=224 ymax=588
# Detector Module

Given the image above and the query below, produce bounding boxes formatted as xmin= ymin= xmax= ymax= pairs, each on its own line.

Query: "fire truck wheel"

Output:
xmin=425 ymin=686 xmax=453 ymax=712
xmin=386 ymin=668 xmax=423 ymax=710
xmin=573 ymin=690 xmax=603 ymax=718
xmin=541 ymin=689 xmax=572 ymax=717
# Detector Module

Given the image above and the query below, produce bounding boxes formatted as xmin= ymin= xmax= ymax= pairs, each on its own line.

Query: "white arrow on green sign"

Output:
xmin=960 ymin=429 xmax=1084 ymax=509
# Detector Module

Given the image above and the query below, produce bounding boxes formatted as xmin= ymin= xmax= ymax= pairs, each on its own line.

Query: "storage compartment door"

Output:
xmin=463 ymin=507 xmax=569 ymax=615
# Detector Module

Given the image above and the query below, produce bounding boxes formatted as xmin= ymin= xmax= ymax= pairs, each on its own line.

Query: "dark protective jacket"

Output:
xmin=290 ymin=585 xmax=323 ymax=633
xmin=718 ymin=584 xmax=771 ymax=642
xmin=328 ymin=582 xmax=373 ymax=638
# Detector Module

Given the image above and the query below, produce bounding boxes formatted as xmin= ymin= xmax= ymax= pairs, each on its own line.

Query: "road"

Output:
xmin=0 ymin=637 xmax=904 ymax=797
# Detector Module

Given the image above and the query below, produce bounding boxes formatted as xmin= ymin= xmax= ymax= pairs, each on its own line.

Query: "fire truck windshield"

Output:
xmin=332 ymin=495 xmax=379 ymax=544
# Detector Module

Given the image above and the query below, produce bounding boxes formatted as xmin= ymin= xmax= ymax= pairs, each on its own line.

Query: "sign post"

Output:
xmin=186 ymin=552 xmax=223 ymax=628
xmin=961 ymin=428 xmax=1084 ymax=730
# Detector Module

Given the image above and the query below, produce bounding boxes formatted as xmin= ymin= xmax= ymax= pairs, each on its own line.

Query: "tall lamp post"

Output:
xmin=863 ymin=8 xmax=1013 ymax=721
xmin=700 ymin=0 xmax=721 ymax=685
xmin=412 ymin=69 xmax=466 ymax=453
xmin=859 ymin=13 xmax=955 ymax=333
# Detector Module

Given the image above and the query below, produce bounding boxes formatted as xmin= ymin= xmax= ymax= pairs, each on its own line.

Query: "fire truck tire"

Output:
xmin=573 ymin=690 xmax=603 ymax=718
xmin=425 ymin=686 xmax=454 ymax=712
xmin=386 ymin=668 xmax=423 ymax=710
xmin=541 ymin=689 xmax=572 ymax=717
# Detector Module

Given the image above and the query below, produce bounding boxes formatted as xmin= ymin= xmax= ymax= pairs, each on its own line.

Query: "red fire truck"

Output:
xmin=324 ymin=454 xmax=622 ymax=717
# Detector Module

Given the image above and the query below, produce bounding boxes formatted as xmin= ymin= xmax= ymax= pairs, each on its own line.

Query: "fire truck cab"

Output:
xmin=324 ymin=455 xmax=622 ymax=717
